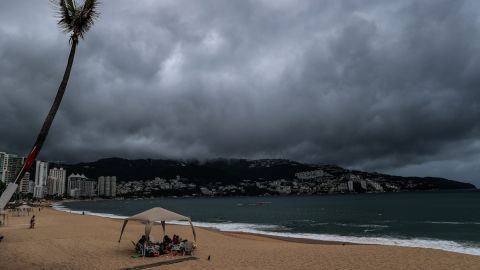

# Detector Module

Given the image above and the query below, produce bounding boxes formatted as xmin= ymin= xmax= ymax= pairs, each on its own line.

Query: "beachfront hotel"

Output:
xmin=47 ymin=167 xmax=66 ymax=196
xmin=67 ymin=173 xmax=97 ymax=198
xmin=18 ymin=172 xmax=30 ymax=194
xmin=98 ymin=176 xmax=117 ymax=197
xmin=0 ymin=152 xmax=24 ymax=184
xmin=33 ymin=161 xmax=49 ymax=198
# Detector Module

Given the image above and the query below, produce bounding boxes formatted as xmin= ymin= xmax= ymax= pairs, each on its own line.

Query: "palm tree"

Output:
xmin=13 ymin=0 xmax=100 ymax=185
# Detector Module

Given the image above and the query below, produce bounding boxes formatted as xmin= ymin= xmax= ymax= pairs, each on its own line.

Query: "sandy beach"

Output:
xmin=0 ymin=207 xmax=479 ymax=270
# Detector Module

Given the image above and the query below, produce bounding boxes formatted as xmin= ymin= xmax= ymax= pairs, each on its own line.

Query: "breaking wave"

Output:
xmin=333 ymin=223 xmax=389 ymax=228
xmin=52 ymin=203 xmax=128 ymax=219
xmin=424 ymin=221 xmax=480 ymax=225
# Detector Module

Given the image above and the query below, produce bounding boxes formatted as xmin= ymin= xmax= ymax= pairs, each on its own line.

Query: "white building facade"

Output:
xmin=68 ymin=173 xmax=96 ymax=198
xmin=0 ymin=152 xmax=24 ymax=184
xmin=67 ymin=173 xmax=87 ymax=195
xmin=98 ymin=176 xmax=105 ymax=196
xmin=34 ymin=161 xmax=49 ymax=198
xmin=48 ymin=168 xmax=66 ymax=196
xmin=18 ymin=172 xmax=31 ymax=194
xmin=98 ymin=176 xmax=116 ymax=197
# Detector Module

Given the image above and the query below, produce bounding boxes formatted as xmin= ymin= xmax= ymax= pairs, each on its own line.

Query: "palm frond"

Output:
xmin=54 ymin=0 xmax=100 ymax=40
xmin=56 ymin=0 xmax=73 ymax=33
xmin=66 ymin=0 xmax=76 ymax=12
xmin=76 ymin=0 xmax=100 ymax=39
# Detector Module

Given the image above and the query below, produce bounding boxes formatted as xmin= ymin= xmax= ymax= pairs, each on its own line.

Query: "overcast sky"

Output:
xmin=1 ymin=0 xmax=480 ymax=185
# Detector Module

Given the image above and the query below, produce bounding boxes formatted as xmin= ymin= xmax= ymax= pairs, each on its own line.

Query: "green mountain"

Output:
xmin=63 ymin=157 xmax=476 ymax=191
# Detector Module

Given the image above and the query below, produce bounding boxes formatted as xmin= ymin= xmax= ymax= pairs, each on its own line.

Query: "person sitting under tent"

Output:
xmin=118 ymin=207 xmax=197 ymax=257
xmin=163 ymin=234 xmax=172 ymax=244
xmin=135 ymin=235 xmax=147 ymax=253
xmin=172 ymin=234 xmax=181 ymax=245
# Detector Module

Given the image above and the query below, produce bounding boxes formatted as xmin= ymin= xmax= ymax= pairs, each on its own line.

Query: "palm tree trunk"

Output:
xmin=13 ymin=38 xmax=78 ymax=184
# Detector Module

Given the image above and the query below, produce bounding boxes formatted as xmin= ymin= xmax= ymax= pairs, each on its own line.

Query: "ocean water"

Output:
xmin=56 ymin=190 xmax=480 ymax=256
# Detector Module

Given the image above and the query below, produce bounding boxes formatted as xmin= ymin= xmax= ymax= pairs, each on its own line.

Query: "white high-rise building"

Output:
xmin=34 ymin=161 xmax=49 ymax=198
xmin=81 ymin=180 xmax=96 ymax=197
xmin=98 ymin=176 xmax=105 ymax=196
xmin=28 ymin=180 xmax=35 ymax=194
xmin=47 ymin=176 xmax=58 ymax=196
xmin=111 ymin=176 xmax=116 ymax=197
xmin=0 ymin=152 xmax=6 ymax=183
xmin=98 ymin=176 xmax=117 ymax=197
xmin=67 ymin=173 xmax=87 ymax=195
xmin=48 ymin=168 xmax=66 ymax=196
xmin=0 ymin=152 xmax=24 ymax=183
xmin=67 ymin=173 xmax=96 ymax=198
xmin=0 ymin=152 xmax=7 ymax=182
xmin=19 ymin=172 xmax=31 ymax=194
xmin=105 ymin=177 xmax=111 ymax=197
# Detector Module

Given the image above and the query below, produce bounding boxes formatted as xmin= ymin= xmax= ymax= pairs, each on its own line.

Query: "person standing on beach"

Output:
xmin=30 ymin=215 xmax=35 ymax=229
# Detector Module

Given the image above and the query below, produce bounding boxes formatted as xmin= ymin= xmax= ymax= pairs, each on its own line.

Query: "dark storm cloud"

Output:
xmin=1 ymin=0 xmax=480 ymax=184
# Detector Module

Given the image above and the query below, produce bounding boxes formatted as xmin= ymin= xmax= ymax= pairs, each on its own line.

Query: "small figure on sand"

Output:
xmin=30 ymin=215 xmax=36 ymax=229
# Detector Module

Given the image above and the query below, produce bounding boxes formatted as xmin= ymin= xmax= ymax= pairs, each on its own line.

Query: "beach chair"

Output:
xmin=183 ymin=241 xmax=194 ymax=256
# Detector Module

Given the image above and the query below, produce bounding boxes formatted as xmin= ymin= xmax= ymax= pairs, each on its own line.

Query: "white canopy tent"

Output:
xmin=118 ymin=207 xmax=196 ymax=243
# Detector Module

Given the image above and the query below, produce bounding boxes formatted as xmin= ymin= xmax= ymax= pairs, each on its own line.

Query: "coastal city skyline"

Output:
xmin=1 ymin=149 xmax=475 ymax=200
xmin=0 ymin=150 xmax=117 ymax=199
xmin=1 ymin=148 xmax=479 ymax=187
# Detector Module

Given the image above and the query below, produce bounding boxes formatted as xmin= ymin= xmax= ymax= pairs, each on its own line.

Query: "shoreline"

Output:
xmin=1 ymin=207 xmax=479 ymax=270
xmin=52 ymin=202 xmax=480 ymax=256
xmin=218 ymin=229 xmax=363 ymax=245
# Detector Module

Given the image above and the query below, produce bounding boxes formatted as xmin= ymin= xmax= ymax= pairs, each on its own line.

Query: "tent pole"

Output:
xmin=189 ymin=219 xmax=197 ymax=242
xmin=161 ymin=221 xmax=166 ymax=239
xmin=118 ymin=220 xmax=129 ymax=243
